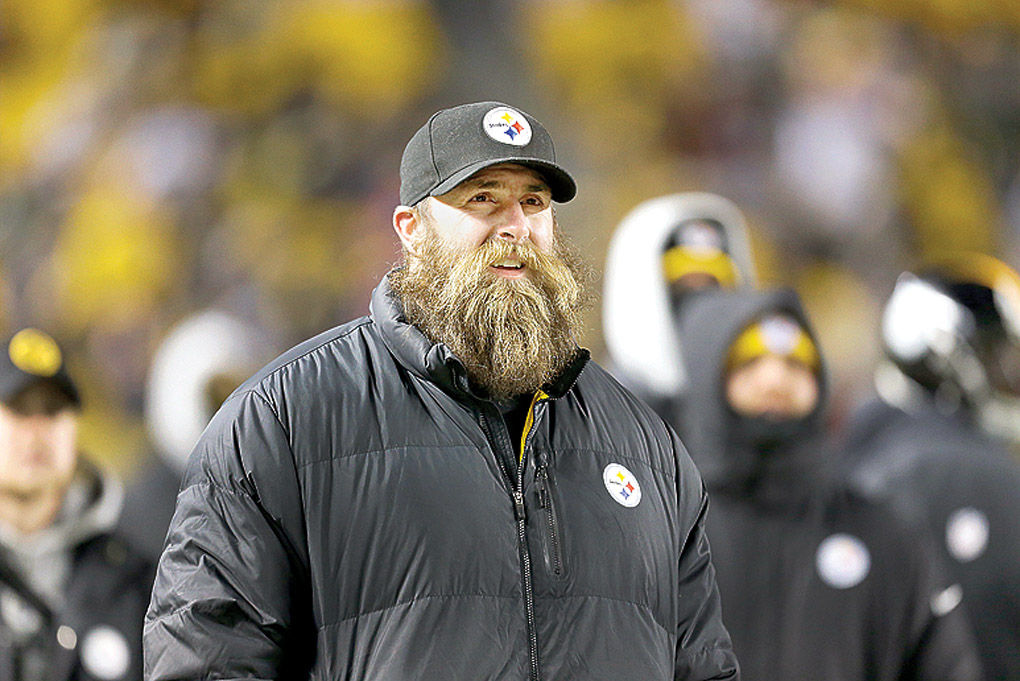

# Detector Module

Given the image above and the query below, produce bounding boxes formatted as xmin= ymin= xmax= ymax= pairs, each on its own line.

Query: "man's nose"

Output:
xmin=758 ymin=357 xmax=795 ymax=392
xmin=13 ymin=417 xmax=50 ymax=450
xmin=27 ymin=416 xmax=53 ymax=437
xmin=494 ymin=202 xmax=530 ymax=243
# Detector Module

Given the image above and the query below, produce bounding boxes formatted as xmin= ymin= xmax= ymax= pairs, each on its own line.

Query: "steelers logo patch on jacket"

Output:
xmin=603 ymin=463 xmax=642 ymax=508
xmin=815 ymin=533 xmax=871 ymax=589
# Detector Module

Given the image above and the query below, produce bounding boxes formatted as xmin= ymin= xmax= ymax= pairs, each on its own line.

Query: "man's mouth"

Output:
xmin=490 ymin=257 xmax=526 ymax=276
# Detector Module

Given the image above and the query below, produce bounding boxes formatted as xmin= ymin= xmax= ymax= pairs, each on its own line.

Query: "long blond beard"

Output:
xmin=390 ymin=224 xmax=593 ymax=400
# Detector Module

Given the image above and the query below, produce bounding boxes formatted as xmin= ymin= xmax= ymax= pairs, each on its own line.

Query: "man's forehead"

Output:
xmin=456 ymin=163 xmax=551 ymax=192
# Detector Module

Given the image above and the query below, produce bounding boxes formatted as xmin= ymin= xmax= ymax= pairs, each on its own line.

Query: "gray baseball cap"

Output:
xmin=399 ymin=101 xmax=577 ymax=207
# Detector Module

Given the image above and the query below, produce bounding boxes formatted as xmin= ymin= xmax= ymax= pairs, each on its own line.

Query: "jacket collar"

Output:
xmin=370 ymin=274 xmax=589 ymax=403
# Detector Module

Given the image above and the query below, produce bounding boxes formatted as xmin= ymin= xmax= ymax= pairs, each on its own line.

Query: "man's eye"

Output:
xmin=469 ymin=194 xmax=491 ymax=203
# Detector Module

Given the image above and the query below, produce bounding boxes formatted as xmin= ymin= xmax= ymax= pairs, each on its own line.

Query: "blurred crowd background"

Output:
xmin=2 ymin=0 xmax=1019 ymax=475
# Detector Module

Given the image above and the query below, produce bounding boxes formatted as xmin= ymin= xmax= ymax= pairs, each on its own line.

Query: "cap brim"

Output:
xmin=429 ymin=157 xmax=577 ymax=204
xmin=0 ymin=371 xmax=81 ymax=409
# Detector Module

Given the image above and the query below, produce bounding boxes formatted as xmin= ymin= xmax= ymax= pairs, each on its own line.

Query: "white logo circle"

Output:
xmin=815 ymin=533 xmax=871 ymax=589
xmin=946 ymin=507 xmax=989 ymax=563
xmin=81 ymin=626 xmax=131 ymax=679
xmin=603 ymin=463 xmax=642 ymax=508
xmin=482 ymin=107 xmax=533 ymax=146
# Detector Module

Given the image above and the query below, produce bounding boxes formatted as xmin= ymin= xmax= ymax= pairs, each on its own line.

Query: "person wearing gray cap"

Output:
xmin=144 ymin=102 xmax=739 ymax=681
xmin=0 ymin=328 xmax=152 ymax=681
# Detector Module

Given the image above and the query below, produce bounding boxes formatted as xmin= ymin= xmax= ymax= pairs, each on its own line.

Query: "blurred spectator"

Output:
xmin=118 ymin=310 xmax=275 ymax=562
xmin=602 ymin=192 xmax=757 ymax=415
xmin=897 ymin=110 xmax=1003 ymax=259
xmin=770 ymin=10 xmax=918 ymax=262
xmin=677 ymin=288 xmax=982 ymax=681
xmin=522 ymin=0 xmax=706 ymax=161
xmin=0 ymin=328 xmax=150 ymax=681
xmin=595 ymin=191 xmax=758 ymax=401
xmin=841 ymin=253 xmax=1020 ymax=680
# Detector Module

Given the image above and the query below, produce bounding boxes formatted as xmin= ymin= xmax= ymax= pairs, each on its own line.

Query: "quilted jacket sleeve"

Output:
xmin=143 ymin=390 xmax=312 ymax=680
xmin=671 ymin=433 xmax=741 ymax=681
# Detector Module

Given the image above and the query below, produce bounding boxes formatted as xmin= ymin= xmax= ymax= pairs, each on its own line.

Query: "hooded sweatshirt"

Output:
xmin=121 ymin=309 xmax=273 ymax=562
xmin=602 ymin=193 xmax=758 ymax=406
xmin=0 ymin=461 xmax=153 ymax=681
xmin=677 ymin=287 xmax=982 ymax=681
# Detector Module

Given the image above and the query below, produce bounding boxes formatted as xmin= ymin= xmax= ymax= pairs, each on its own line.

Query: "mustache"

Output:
xmin=415 ymin=235 xmax=583 ymax=305
xmin=451 ymin=238 xmax=545 ymax=273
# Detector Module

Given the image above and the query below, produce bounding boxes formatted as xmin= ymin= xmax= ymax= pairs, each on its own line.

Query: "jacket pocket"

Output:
xmin=534 ymin=458 xmax=566 ymax=579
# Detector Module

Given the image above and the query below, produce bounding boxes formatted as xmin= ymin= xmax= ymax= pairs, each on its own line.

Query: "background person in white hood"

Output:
xmin=118 ymin=310 xmax=274 ymax=562
xmin=0 ymin=328 xmax=151 ymax=681
xmin=602 ymin=192 xmax=758 ymax=420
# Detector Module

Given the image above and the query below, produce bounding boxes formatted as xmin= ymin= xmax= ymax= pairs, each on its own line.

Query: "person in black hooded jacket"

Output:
xmin=144 ymin=102 xmax=739 ymax=680
xmin=677 ymin=287 xmax=982 ymax=681
xmin=841 ymin=255 xmax=1020 ymax=681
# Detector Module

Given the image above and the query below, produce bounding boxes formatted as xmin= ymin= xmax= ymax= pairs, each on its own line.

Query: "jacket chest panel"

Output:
xmin=706 ymin=506 xmax=885 ymax=674
xmin=525 ymin=446 xmax=679 ymax=617
xmin=298 ymin=442 xmax=523 ymax=623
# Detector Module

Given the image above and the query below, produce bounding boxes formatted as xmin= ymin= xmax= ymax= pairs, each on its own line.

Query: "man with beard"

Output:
xmin=144 ymin=101 xmax=739 ymax=681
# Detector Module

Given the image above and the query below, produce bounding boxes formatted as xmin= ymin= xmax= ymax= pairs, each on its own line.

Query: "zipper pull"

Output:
xmin=535 ymin=467 xmax=549 ymax=509
xmin=513 ymin=490 xmax=527 ymax=521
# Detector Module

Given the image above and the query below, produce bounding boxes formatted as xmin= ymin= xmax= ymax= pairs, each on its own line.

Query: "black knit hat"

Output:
xmin=399 ymin=101 xmax=576 ymax=207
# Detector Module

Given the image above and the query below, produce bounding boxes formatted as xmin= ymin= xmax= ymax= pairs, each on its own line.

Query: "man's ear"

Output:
xmin=393 ymin=204 xmax=421 ymax=251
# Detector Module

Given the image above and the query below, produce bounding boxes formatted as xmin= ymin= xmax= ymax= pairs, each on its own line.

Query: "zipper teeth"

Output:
xmin=530 ymin=400 xmax=561 ymax=580
xmin=481 ymin=409 xmax=540 ymax=681
xmin=520 ymin=401 xmax=546 ymax=679
xmin=544 ymin=493 xmax=563 ymax=576
xmin=517 ymin=497 xmax=540 ymax=681
xmin=479 ymin=412 xmax=514 ymax=484
xmin=537 ymin=466 xmax=563 ymax=577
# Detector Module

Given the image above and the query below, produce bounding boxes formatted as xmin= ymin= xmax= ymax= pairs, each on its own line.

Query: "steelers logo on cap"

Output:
xmin=759 ymin=316 xmax=802 ymax=356
xmin=482 ymin=107 xmax=533 ymax=147
xmin=8 ymin=328 xmax=62 ymax=377
xmin=815 ymin=533 xmax=871 ymax=589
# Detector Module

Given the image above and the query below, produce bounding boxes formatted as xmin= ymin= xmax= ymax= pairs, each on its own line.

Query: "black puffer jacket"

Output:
xmin=677 ymin=288 xmax=982 ymax=681
xmin=144 ymin=277 xmax=739 ymax=681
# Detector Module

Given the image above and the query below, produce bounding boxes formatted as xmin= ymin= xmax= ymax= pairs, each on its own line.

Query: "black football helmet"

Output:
xmin=880 ymin=253 xmax=1020 ymax=440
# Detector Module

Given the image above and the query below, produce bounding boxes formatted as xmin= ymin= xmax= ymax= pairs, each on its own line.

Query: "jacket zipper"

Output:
xmin=534 ymin=456 xmax=563 ymax=577
xmin=478 ymin=404 xmax=541 ymax=681
xmin=523 ymin=394 xmax=560 ymax=577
